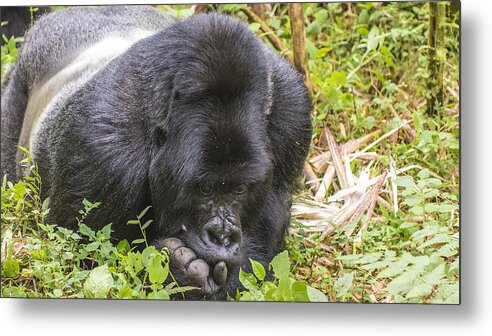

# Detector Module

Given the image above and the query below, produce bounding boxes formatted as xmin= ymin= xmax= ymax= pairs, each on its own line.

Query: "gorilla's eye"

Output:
xmin=200 ymin=185 xmax=213 ymax=196
xmin=234 ymin=184 xmax=247 ymax=194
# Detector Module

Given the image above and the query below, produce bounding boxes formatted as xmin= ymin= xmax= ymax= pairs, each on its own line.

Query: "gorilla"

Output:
xmin=0 ymin=6 xmax=312 ymax=299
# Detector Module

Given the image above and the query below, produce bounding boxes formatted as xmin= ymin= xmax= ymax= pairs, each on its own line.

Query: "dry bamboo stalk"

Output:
xmin=324 ymin=126 xmax=349 ymax=190
xmin=310 ymin=131 xmax=379 ymax=173
xmin=348 ymin=152 xmax=378 ymax=161
xmin=389 ymin=106 xmax=416 ymax=142
xmin=241 ymin=7 xmax=294 ymax=64
xmin=326 ymin=175 xmax=381 ymax=203
xmin=389 ymin=155 xmax=398 ymax=215
xmin=314 ymin=165 xmax=335 ymax=202
xmin=303 ymin=161 xmax=320 ymax=190
xmin=377 ymin=196 xmax=391 ymax=210
xmin=355 ymin=172 xmax=388 ymax=242
xmin=321 ymin=197 xmax=366 ymax=239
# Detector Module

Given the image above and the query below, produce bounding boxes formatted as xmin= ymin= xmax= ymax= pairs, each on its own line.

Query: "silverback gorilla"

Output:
xmin=0 ymin=6 xmax=312 ymax=299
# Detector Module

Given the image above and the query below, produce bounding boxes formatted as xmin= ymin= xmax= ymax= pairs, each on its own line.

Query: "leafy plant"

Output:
xmin=236 ymin=251 xmax=328 ymax=302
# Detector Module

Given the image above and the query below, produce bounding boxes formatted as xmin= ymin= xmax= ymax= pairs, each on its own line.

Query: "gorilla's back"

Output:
xmin=1 ymin=6 xmax=175 ymax=179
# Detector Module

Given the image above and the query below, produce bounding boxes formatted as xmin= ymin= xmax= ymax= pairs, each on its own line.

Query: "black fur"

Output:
xmin=0 ymin=6 xmax=312 ymax=300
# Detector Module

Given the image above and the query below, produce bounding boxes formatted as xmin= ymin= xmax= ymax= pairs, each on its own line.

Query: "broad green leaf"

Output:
xmin=423 ymin=264 xmax=445 ymax=285
xmin=148 ymin=255 xmax=169 ymax=284
xmin=270 ymin=250 xmax=290 ymax=279
xmin=367 ymin=26 xmax=380 ymax=51
xmin=331 ymin=71 xmax=347 ymax=86
xmin=2 ymin=259 xmax=20 ymax=277
xmin=406 ymin=283 xmax=433 ymax=299
xmin=334 ymin=272 xmax=354 ymax=297
xmin=276 ymin=275 xmax=293 ymax=300
xmin=148 ymin=289 xmax=170 ymax=300
xmin=250 ymin=259 xmax=266 ymax=281
xmin=85 ymin=241 xmax=101 ymax=252
xmin=307 ymin=286 xmax=328 ymax=302
xmin=78 ymin=223 xmax=96 ymax=240
xmin=239 ymin=268 xmax=258 ymax=291
xmin=248 ymin=22 xmax=261 ymax=32
xmin=393 ymin=176 xmax=418 ymax=191
xmin=116 ymin=239 xmax=131 ymax=255
xmin=291 ymin=281 xmax=309 ymax=302
xmin=83 ymin=265 xmax=113 ymax=298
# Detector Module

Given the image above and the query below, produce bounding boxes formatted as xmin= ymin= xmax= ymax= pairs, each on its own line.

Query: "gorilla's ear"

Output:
xmin=154 ymin=126 xmax=167 ymax=147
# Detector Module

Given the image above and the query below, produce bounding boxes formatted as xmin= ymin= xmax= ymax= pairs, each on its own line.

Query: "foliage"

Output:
xmin=236 ymin=251 xmax=327 ymax=302
xmin=1 ymin=161 xmax=191 ymax=299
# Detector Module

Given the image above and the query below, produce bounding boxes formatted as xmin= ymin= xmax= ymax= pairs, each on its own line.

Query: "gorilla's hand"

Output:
xmin=160 ymin=237 xmax=228 ymax=297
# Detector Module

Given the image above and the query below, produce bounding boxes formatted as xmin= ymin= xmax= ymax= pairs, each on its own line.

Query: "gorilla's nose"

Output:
xmin=202 ymin=217 xmax=241 ymax=254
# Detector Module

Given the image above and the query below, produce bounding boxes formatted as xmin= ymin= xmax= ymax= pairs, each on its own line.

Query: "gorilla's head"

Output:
xmin=148 ymin=14 xmax=274 ymax=265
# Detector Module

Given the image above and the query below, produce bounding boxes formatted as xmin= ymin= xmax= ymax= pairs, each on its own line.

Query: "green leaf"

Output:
xmin=78 ymin=223 xmax=96 ymax=240
xmin=138 ymin=206 xmax=152 ymax=219
xmin=423 ymin=264 xmax=445 ymax=285
xmin=147 ymin=255 xmax=169 ymax=284
xmin=334 ymin=271 xmax=354 ymax=297
xmin=250 ymin=259 xmax=266 ymax=281
xmin=367 ymin=26 xmax=380 ymax=51
xmin=307 ymin=286 xmax=328 ymax=302
xmin=147 ymin=289 xmax=170 ymax=300
xmin=331 ymin=71 xmax=347 ymax=86
xmin=239 ymin=268 xmax=258 ymax=291
xmin=84 ymin=241 xmax=101 ymax=252
xmin=2 ymin=259 xmax=20 ymax=277
xmin=116 ymin=239 xmax=131 ymax=255
xmin=248 ymin=22 xmax=261 ymax=32
xmin=141 ymin=219 xmax=153 ymax=231
xmin=99 ymin=224 xmax=112 ymax=239
xmin=291 ymin=281 xmax=309 ymax=302
xmin=276 ymin=275 xmax=293 ymax=300
xmin=127 ymin=219 xmax=140 ymax=225
xmin=270 ymin=250 xmax=290 ymax=279
xmin=406 ymin=283 xmax=433 ymax=299
xmin=83 ymin=265 xmax=113 ymax=298
xmin=393 ymin=176 xmax=418 ymax=192
xmin=131 ymin=238 xmax=145 ymax=245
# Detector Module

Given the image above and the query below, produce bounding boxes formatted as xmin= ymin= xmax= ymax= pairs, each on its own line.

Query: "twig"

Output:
xmin=359 ymin=120 xmax=412 ymax=154
xmin=241 ymin=6 xmax=294 ymax=63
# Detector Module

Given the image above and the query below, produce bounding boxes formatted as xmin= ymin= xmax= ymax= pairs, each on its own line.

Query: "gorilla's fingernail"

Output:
xmin=172 ymin=247 xmax=196 ymax=268
xmin=161 ymin=237 xmax=185 ymax=253
xmin=213 ymin=261 xmax=227 ymax=285
xmin=181 ymin=224 xmax=188 ymax=232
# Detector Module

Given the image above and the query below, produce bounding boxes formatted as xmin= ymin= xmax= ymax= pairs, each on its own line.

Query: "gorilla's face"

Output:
xmin=148 ymin=92 xmax=272 ymax=267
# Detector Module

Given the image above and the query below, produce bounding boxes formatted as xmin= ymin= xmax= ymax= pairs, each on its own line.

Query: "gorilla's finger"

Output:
xmin=172 ymin=246 xmax=196 ymax=269
xmin=187 ymin=259 xmax=210 ymax=287
xmin=213 ymin=261 xmax=227 ymax=286
xmin=160 ymin=237 xmax=185 ymax=253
